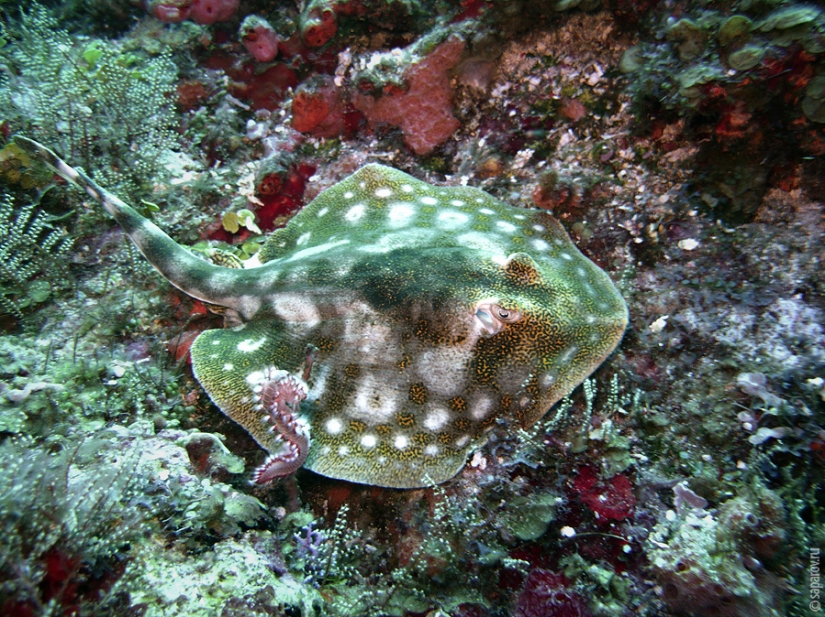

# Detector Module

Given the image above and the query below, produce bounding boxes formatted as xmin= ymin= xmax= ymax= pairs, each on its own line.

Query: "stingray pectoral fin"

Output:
xmin=303 ymin=424 xmax=473 ymax=489
xmin=190 ymin=321 xmax=308 ymax=454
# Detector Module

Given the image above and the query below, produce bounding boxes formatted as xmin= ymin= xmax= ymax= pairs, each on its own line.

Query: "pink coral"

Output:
xmin=353 ymin=36 xmax=465 ymax=155
xmin=189 ymin=0 xmax=237 ymax=25
xmin=240 ymin=16 xmax=280 ymax=63
xmin=147 ymin=0 xmax=192 ymax=22
xmin=292 ymin=77 xmax=348 ymax=138
xmin=301 ymin=7 xmax=337 ymax=47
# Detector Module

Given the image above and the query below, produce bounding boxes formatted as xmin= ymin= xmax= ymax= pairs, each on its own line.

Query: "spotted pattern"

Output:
xmin=16 ymin=138 xmax=627 ymax=489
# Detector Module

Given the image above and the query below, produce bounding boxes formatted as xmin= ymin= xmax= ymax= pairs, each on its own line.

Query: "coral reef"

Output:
xmin=0 ymin=0 xmax=821 ymax=615
xmin=622 ymin=1 xmax=825 ymax=221
xmin=0 ymin=436 xmax=142 ymax=615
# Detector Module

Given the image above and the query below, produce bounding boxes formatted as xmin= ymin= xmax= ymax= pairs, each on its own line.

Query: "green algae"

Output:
xmin=502 ymin=492 xmax=558 ymax=541
xmin=717 ymin=15 xmax=753 ymax=47
xmin=122 ymin=532 xmax=321 ymax=617
xmin=667 ymin=18 xmax=709 ymax=61
xmin=756 ymin=5 xmax=822 ymax=31
xmin=802 ymin=75 xmax=825 ymax=122
xmin=727 ymin=44 xmax=765 ymax=70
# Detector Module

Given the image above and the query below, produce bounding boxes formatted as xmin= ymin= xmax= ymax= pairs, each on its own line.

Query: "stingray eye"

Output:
xmin=493 ymin=304 xmax=521 ymax=323
xmin=475 ymin=300 xmax=522 ymax=335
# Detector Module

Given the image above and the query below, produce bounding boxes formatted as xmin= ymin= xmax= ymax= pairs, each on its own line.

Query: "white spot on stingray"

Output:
xmin=533 ymin=224 xmax=546 ymax=232
xmin=245 ymin=370 xmax=266 ymax=387
xmin=496 ymin=220 xmax=517 ymax=234
xmin=296 ymin=232 xmax=311 ymax=246
xmin=423 ymin=407 xmax=451 ymax=431
xmin=531 ymin=238 xmax=551 ymax=252
xmin=387 ymin=202 xmax=417 ymax=227
xmin=576 ymin=267 xmax=587 ymax=278
xmin=457 ymin=232 xmax=506 ymax=258
xmin=561 ymin=252 xmax=573 ymax=260
xmin=357 ymin=244 xmax=391 ymax=254
xmin=559 ymin=345 xmax=578 ymax=364
xmin=470 ymin=396 xmax=494 ymax=420
xmin=479 ymin=208 xmax=495 ymax=215
xmin=212 ymin=340 xmax=221 ymax=346
xmin=401 ymin=184 xmax=414 ymax=193
xmin=270 ymin=294 xmax=320 ymax=326
xmin=514 ymin=214 xmax=526 ymax=220
xmin=307 ymin=364 xmax=330 ymax=402
xmin=223 ymin=363 xmax=234 ymax=371
xmin=344 ymin=204 xmax=366 ymax=223
xmin=451 ymin=199 xmax=465 ymax=207
xmin=351 ymin=374 xmax=400 ymax=423
xmin=375 ymin=187 xmax=392 ymax=198
xmin=344 ymin=191 xmax=354 ymax=199
xmin=356 ymin=228 xmax=436 ymax=254
xmin=322 ymin=446 xmax=331 ymax=455
xmin=420 ymin=196 xmax=438 ymax=205
xmin=394 ymin=434 xmax=409 ymax=450
xmin=455 ymin=435 xmax=470 ymax=448
xmin=316 ymin=207 xmax=329 ymax=217
xmin=424 ymin=444 xmax=439 ymax=456
xmin=436 ymin=210 xmax=470 ymax=230
xmin=416 ymin=348 xmax=470 ymax=397
xmin=360 ymin=434 xmax=377 ymax=449
xmin=338 ymin=445 xmax=349 ymax=456
xmin=326 ymin=417 xmax=344 ymax=435
xmin=286 ymin=239 xmax=350 ymax=262
xmin=238 ymin=338 xmax=266 ymax=353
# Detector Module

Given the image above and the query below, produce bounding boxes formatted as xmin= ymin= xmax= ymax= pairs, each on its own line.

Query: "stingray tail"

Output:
xmin=13 ymin=136 xmax=250 ymax=313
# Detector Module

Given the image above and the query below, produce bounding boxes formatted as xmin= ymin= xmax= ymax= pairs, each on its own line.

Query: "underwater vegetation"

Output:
xmin=0 ymin=191 xmax=73 ymax=318
xmin=0 ymin=0 xmax=822 ymax=616
xmin=0 ymin=5 xmax=179 ymax=205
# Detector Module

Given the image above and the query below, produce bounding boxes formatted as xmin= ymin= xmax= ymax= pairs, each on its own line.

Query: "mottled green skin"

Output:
xmin=13 ymin=136 xmax=627 ymax=488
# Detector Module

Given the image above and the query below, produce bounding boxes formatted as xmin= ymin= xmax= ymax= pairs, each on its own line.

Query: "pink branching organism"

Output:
xmin=250 ymin=368 xmax=310 ymax=485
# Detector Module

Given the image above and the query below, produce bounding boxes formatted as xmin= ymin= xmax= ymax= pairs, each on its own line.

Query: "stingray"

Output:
xmin=15 ymin=136 xmax=627 ymax=488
